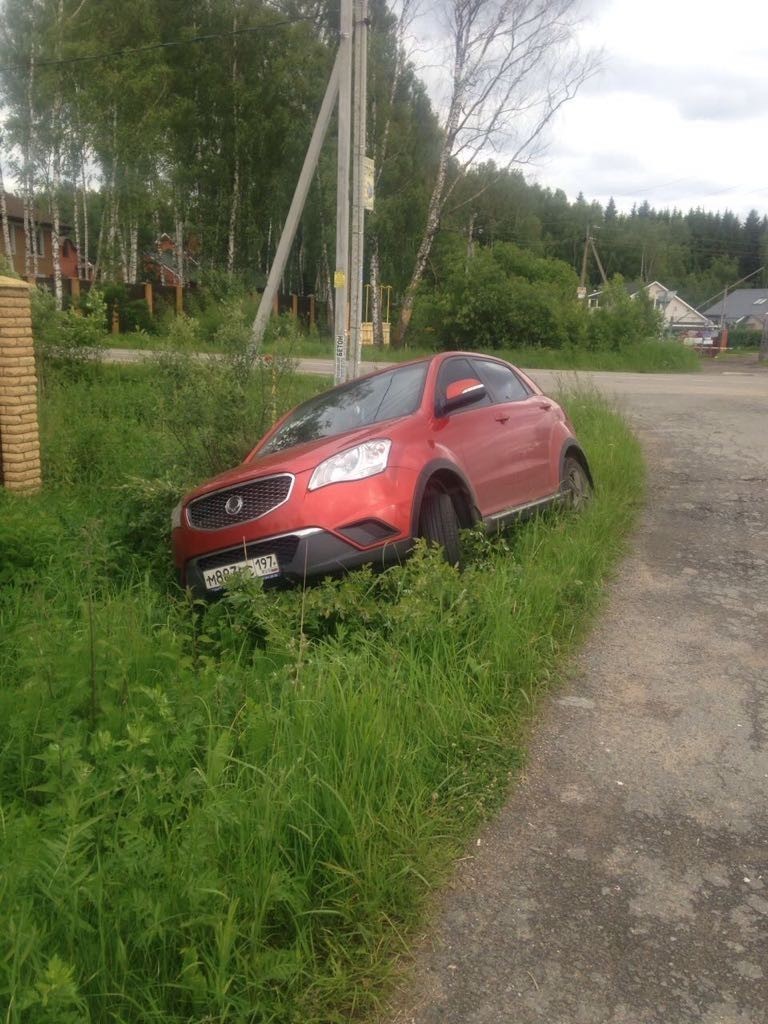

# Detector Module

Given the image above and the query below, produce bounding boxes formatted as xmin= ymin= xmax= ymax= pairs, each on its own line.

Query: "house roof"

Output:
xmin=703 ymin=288 xmax=768 ymax=319
xmin=588 ymin=280 xmax=710 ymax=324
xmin=2 ymin=192 xmax=69 ymax=229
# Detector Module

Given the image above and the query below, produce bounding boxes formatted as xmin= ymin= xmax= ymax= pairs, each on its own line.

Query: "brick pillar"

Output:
xmin=0 ymin=277 xmax=42 ymax=493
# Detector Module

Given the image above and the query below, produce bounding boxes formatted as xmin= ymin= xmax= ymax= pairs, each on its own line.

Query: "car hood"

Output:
xmin=184 ymin=421 xmax=408 ymax=501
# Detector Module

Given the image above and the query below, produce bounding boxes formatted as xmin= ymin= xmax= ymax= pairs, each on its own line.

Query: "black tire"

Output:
xmin=419 ymin=489 xmax=463 ymax=567
xmin=561 ymin=455 xmax=592 ymax=511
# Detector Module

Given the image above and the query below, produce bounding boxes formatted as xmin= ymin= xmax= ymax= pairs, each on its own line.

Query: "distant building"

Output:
xmin=0 ymin=193 xmax=85 ymax=279
xmin=702 ymin=289 xmax=768 ymax=330
xmin=143 ymin=233 xmax=199 ymax=286
xmin=588 ymin=280 xmax=714 ymax=336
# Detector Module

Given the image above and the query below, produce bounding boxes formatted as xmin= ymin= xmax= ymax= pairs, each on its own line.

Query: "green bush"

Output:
xmin=58 ymin=290 xmax=109 ymax=353
xmin=415 ymin=242 xmax=585 ymax=350
xmin=186 ymin=274 xmax=260 ymax=344
xmin=123 ymin=298 xmax=157 ymax=334
xmin=724 ymin=326 xmax=762 ymax=349
xmin=0 ymin=253 xmax=19 ymax=278
xmin=585 ymin=277 xmax=661 ymax=350
xmin=30 ymin=286 xmax=59 ymax=344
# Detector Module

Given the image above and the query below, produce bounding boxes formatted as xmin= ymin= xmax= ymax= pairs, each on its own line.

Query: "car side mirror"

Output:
xmin=440 ymin=377 xmax=487 ymax=415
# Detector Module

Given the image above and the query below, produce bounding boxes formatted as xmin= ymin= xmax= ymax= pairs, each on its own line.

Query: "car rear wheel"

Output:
xmin=419 ymin=489 xmax=462 ymax=567
xmin=561 ymin=456 xmax=592 ymax=510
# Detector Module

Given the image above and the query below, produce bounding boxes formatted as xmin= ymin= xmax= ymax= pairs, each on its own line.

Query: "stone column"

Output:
xmin=0 ymin=276 xmax=42 ymax=493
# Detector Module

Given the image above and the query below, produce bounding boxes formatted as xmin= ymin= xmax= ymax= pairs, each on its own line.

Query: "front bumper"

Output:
xmin=181 ymin=527 xmax=413 ymax=595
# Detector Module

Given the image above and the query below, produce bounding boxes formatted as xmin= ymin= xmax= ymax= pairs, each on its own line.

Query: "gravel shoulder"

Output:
xmin=385 ymin=369 xmax=768 ymax=1024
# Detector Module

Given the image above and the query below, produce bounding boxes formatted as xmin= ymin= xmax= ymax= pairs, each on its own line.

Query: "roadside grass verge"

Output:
xmin=105 ymin=330 xmax=700 ymax=373
xmin=0 ymin=361 xmax=643 ymax=1022
xmin=495 ymin=340 xmax=701 ymax=373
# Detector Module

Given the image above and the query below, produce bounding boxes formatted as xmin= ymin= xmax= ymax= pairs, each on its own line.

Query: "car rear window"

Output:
xmin=258 ymin=362 xmax=428 ymax=455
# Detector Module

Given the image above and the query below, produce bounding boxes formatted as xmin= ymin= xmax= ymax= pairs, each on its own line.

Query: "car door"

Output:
xmin=432 ymin=356 xmax=510 ymax=515
xmin=470 ymin=358 xmax=554 ymax=507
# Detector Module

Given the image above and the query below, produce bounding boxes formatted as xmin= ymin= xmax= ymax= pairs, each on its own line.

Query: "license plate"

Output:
xmin=202 ymin=553 xmax=280 ymax=591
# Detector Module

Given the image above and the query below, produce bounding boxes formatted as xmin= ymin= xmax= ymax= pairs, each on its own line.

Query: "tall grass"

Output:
xmin=0 ymin=359 xmax=644 ymax=1022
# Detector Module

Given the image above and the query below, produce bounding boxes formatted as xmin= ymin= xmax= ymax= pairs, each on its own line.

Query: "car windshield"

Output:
xmin=259 ymin=362 xmax=428 ymax=456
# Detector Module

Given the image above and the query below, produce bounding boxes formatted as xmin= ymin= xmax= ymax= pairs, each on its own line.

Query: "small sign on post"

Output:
xmin=363 ymin=158 xmax=375 ymax=211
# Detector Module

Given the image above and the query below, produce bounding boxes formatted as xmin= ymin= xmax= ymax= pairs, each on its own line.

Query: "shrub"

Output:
xmin=30 ymin=286 xmax=59 ymax=344
xmin=585 ymin=277 xmax=661 ymax=350
xmin=414 ymin=242 xmax=585 ymax=350
xmin=0 ymin=253 xmax=19 ymax=278
xmin=724 ymin=326 xmax=762 ymax=349
xmin=113 ymin=472 xmax=189 ymax=578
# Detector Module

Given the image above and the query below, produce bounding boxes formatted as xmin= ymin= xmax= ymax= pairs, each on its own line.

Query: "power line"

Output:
xmin=0 ymin=18 xmax=315 ymax=75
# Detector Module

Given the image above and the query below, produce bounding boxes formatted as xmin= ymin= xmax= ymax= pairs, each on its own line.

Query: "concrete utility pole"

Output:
xmin=249 ymin=53 xmax=341 ymax=353
xmin=249 ymin=0 xmax=367 ymax=378
xmin=349 ymin=0 xmax=369 ymax=380
xmin=333 ymin=0 xmax=354 ymax=385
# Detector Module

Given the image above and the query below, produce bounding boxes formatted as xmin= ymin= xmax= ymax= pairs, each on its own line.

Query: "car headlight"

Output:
xmin=171 ymin=501 xmax=184 ymax=529
xmin=308 ymin=440 xmax=392 ymax=491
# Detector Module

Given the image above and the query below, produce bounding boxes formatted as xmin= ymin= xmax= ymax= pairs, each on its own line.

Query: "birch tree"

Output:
xmin=0 ymin=133 xmax=13 ymax=261
xmin=396 ymin=0 xmax=598 ymax=342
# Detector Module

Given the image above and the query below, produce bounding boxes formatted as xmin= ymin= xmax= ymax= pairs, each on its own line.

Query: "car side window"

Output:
xmin=436 ymin=357 xmax=491 ymax=412
xmin=472 ymin=359 xmax=531 ymax=404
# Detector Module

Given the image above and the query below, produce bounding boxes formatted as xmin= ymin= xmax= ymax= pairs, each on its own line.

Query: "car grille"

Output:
xmin=187 ymin=474 xmax=293 ymax=530
xmin=197 ymin=535 xmax=301 ymax=572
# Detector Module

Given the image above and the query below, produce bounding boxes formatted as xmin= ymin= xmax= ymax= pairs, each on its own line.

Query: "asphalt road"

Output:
xmin=381 ymin=365 xmax=768 ymax=1024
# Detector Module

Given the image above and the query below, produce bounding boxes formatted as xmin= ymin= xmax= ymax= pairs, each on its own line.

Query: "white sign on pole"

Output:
xmin=363 ymin=157 xmax=375 ymax=211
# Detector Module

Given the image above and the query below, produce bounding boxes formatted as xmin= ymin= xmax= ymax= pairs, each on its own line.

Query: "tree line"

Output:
xmin=0 ymin=0 xmax=765 ymax=343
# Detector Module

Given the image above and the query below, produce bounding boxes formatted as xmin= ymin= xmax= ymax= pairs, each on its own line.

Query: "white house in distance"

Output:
xmin=588 ymin=280 xmax=715 ymax=342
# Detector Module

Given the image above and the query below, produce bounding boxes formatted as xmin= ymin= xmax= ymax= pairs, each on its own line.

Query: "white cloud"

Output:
xmin=528 ymin=0 xmax=768 ymax=216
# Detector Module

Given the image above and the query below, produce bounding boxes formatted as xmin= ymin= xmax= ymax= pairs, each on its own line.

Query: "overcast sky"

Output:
xmin=529 ymin=0 xmax=768 ymax=218
xmin=412 ymin=0 xmax=768 ymax=219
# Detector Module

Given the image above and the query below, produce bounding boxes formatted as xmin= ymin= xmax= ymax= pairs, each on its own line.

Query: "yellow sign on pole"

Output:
xmin=334 ymin=269 xmax=347 ymax=288
xmin=363 ymin=157 xmax=375 ymax=211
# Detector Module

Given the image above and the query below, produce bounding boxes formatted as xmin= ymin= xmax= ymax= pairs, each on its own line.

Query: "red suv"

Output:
xmin=172 ymin=353 xmax=592 ymax=594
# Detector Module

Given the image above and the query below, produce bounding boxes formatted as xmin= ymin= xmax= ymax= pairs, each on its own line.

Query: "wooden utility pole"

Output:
xmin=589 ymin=235 xmax=608 ymax=285
xmin=579 ymin=226 xmax=607 ymax=296
xmin=579 ymin=226 xmax=589 ymax=293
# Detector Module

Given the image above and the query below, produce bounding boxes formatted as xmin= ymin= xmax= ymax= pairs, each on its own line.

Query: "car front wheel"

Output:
xmin=419 ymin=489 xmax=462 ymax=567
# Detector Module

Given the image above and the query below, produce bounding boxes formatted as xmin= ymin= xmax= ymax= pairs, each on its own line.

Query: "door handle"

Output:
xmin=537 ymin=401 xmax=552 ymax=411
xmin=495 ymin=414 xmax=510 ymax=424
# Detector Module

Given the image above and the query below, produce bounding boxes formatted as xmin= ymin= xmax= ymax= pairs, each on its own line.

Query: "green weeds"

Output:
xmin=0 ymin=362 xmax=644 ymax=1022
